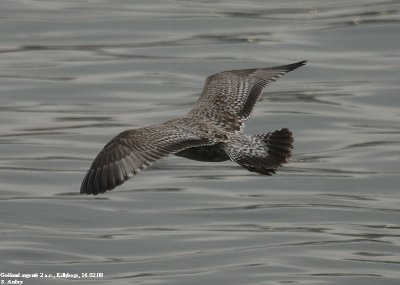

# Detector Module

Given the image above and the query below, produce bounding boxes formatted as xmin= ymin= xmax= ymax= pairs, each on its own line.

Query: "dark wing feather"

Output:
xmin=81 ymin=122 xmax=212 ymax=195
xmin=189 ymin=60 xmax=307 ymax=132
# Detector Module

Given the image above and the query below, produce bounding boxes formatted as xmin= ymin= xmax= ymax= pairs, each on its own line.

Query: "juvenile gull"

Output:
xmin=81 ymin=60 xmax=307 ymax=195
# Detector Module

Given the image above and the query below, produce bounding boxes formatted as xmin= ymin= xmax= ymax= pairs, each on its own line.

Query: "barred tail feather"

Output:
xmin=226 ymin=128 xmax=293 ymax=175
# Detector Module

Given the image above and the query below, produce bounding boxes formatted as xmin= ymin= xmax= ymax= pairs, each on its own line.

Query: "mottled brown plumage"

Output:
xmin=81 ymin=60 xmax=306 ymax=195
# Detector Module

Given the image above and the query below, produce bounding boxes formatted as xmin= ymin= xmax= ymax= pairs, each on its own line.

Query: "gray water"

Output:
xmin=1 ymin=1 xmax=399 ymax=284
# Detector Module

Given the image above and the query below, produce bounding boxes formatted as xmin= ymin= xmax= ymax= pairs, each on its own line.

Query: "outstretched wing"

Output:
xmin=189 ymin=60 xmax=307 ymax=132
xmin=81 ymin=122 xmax=212 ymax=195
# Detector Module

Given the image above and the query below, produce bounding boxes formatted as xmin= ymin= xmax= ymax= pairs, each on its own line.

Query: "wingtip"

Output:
xmin=299 ymin=60 xmax=308 ymax=66
xmin=263 ymin=60 xmax=307 ymax=73
xmin=284 ymin=60 xmax=308 ymax=71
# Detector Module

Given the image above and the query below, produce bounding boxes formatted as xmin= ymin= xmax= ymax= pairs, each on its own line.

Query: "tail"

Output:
xmin=226 ymin=128 xmax=293 ymax=175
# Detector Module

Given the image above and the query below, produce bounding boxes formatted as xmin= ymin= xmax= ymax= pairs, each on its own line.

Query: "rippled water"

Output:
xmin=1 ymin=1 xmax=399 ymax=284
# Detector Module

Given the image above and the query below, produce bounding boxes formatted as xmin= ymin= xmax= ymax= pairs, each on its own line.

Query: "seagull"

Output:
xmin=81 ymin=60 xmax=307 ymax=195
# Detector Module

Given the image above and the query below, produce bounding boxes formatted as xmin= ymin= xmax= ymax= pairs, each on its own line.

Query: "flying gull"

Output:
xmin=81 ymin=60 xmax=307 ymax=195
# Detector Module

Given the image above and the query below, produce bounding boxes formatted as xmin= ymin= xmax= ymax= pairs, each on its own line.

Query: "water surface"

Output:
xmin=0 ymin=1 xmax=399 ymax=284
